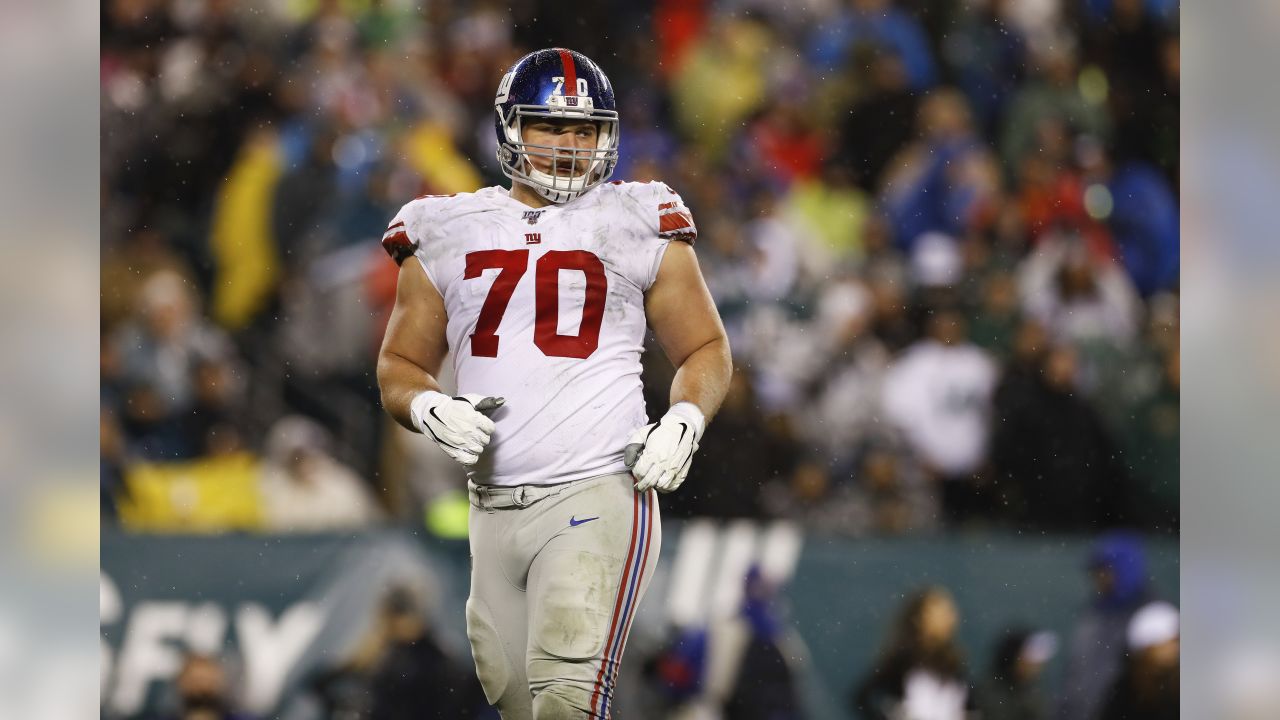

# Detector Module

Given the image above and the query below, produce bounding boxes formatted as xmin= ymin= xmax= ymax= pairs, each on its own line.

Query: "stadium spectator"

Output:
xmin=943 ymin=0 xmax=1028 ymax=137
xmin=640 ymin=625 xmax=709 ymax=716
xmin=650 ymin=566 xmax=807 ymax=720
xmin=719 ymin=567 xmax=806 ymax=720
xmin=181 ymin=357 xmax=247 ymax=458
xmin=1086 ymin=148 xmax=1181 ymax=297
xmin=770 ymin=279 xmax=939 ymax=536
xmin=698 ymin=215 xmax=761 ymax=325
xmin=1082 ymin=0 xmax=1179 ymax=182
xmin=989 ymin=339 xmax=1131 ymax=529
xmin=310 ymin=583 xmax=484 ymax=720
xmin=1056 ymin=533 xmax=1155 ymax=720
xmin=975 ymin=628 xmax=1057 ymax=720
xmin=674 ymin=369 xmax=798 ymax=520
xmin=671 ymin=16 xmax=772 ymax=161
xmin=774 ymin=441 xmax=942 ymax=537
xmin=748 ymin=99 xmax=828 ymax=186
xmin=865 ymin=256 xmax=920 ymax=353
xmin=836 ymin=48 xmax=920 ymax=191
xmin=100 ymin=228 xmax=193 ymax=329
xmin=783 ymin=162 xmax=872 ymax=280
xmin=110 ymin=270 xmax=238 ymax=460
xmin=1017 ymin=233 xmax=1142 ymax=349
xmin=1097 ymin=601 xmax=1179 ymax=720
xmin=881 ymin=310 xmax=998 ymax=525
xmin=613 ymin=105 xmax=679 ymax=185
xmin=741 ymin=190 xmax=805 ymax=302
xmin=850 ymin=586 xmax=976 ymax=720
xmin=1014 ymin=135 xmax=1112 ymax=256
xmin=1000 ymin=41 xmax=1111 ymax=182
xmin=258 ymin=415 xmax=381 ymax=532
xmin=967 ymin=268 xmax=1022 ymax=359
xmin=366 ymin=586 xmax=483 ymax=720
xmin=882 ymin=89 xmax=1002 ymax=250
xmin=799 ymin=279 xmax=885 ymax=455
xmin=859 ymin=443 xmax=941 ymax=535
xmin=155 ymin=652 xmax=255 ymax=720
xmin=271 ymin=122 xmax=342 ymax=258
xmin=1088 ymin=288 xmax=1179 ymax=532
xmin=807 ymin=0 xmax=938 ymax=91
xmin=1119 ymin=344 xmax=1180 ymax=531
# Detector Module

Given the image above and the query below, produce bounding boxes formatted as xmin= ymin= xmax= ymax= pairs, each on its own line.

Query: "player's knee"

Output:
xmin=532 ymin=684 xmax=593 ymax=720
xmin=466 ymin=599 xmax=512 ymax=705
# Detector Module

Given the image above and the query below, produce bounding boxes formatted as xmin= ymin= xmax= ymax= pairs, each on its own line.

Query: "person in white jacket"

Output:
xmin=258 ymin=415 xmax=381 ymax=532
xmin=881 ymin=310 xmax=997 ymax=524
xmin=1017 ymin=232 xmax=1141 ymax=349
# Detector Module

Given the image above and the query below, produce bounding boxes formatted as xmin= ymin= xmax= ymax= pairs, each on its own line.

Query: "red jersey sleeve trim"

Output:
xmin=381 ymin=222 xmax=417 ymax=265
xmin=658 ymin=208 xmax=697 ymax=244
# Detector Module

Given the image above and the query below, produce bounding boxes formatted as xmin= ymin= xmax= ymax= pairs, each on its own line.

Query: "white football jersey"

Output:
xmin=383 ymin=181 xmax=697 ymax=487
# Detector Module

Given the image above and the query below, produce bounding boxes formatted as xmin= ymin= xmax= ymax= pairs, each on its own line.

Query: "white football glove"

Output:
xmin=410 ymin=391 xmax=504 ymax=466
xmin=624 ymin=402 xmax=705 ymax=493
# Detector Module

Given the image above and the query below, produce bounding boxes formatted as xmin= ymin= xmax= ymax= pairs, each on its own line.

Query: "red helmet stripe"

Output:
xmin=558 ymin=48 xmax=578 ymax=95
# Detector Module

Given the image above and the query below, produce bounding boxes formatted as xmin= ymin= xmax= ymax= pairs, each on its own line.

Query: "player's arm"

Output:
xmin=377 ymin=260 xmax=500 ymax=466
xmin=626 ymin=242 xmax=732 ymax=493
xmin=378 ymin=260 xmax=450 ymax=430
xmin=645 ymin=241 xmax=732 ymax=420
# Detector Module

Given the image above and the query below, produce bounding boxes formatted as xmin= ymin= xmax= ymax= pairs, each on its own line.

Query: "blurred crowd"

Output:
xmin=838 ymin=540 xmax=1178 ymax=720
xmin=143 ymin=584 xmax=490 ymax=720
xmin=639 ymin=532 xmax=1176 ymax=720
xmin=101 ymin=0 xmax=1179 ymax=535
xmin=141 ymin=532 xmax=1176 ymax=720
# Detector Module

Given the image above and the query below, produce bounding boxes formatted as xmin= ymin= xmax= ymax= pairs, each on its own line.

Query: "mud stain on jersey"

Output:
xmin=588 ymin=223 xmax=641 ymax=328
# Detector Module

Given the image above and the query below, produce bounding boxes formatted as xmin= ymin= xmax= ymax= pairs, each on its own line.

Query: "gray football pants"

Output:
xmin=466 ymin=473 xmax=661 ymax=720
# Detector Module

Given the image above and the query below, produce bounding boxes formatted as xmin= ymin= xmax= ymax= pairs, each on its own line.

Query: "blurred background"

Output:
xmin=99 ymin=0 xmax=1180 ymax=718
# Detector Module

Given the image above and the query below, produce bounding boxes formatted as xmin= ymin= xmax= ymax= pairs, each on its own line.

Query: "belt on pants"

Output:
xmin=467 ymin=481 xmax=573 ymax=511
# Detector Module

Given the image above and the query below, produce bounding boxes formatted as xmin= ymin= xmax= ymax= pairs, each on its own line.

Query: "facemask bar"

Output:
xmin=497 ymin=104 xmax=619 ymax=204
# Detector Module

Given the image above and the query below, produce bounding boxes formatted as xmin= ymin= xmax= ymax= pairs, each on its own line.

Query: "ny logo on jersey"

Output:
xmin=522 ymin=210 xmax=544 ymax=225
xmin=525 ymin=233 xmax=542 ymax=245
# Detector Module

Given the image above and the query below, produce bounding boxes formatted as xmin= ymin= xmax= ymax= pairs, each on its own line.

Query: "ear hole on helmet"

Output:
xmin=504 ymin=111 xmax=522 ymax=144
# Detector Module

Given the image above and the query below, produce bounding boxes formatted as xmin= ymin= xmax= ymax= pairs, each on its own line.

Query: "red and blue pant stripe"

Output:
xmin=588 ymin=489 xmax=653 ymax=718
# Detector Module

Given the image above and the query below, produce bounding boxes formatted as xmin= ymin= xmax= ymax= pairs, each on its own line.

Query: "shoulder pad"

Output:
xmin=652 ymin=182 xmax=697 ymax=245
xmin=381 ymin=219 xmax=415 ymax=265
xmin=381 ymin=192 xmax=477 ymax=265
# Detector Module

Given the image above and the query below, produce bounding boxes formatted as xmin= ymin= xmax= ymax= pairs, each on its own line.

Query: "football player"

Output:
xmin=376 ymin=48 xmax=732 ymax=720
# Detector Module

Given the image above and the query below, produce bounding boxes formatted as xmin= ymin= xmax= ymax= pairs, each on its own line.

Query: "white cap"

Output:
xmin=1127 ymin=601 xmax=1179 ymax=650
xmin=911 ymin=232 xmax=963 ymax=288
xmin=817 ymin=280 xmax=872 ymax=334
xmin=1022 ymin=631 xmax=1059 ymax=665
xmin=266 ymin=414 xmax=330 ymax=462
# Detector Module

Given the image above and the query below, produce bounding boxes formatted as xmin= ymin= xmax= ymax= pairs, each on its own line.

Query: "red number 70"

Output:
xmin=463 ymin=249 xmax=607 ymax=359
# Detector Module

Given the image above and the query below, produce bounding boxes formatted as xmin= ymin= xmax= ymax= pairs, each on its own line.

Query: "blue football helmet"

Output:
xmin=494 ymin=48 xmax=619 ymax=204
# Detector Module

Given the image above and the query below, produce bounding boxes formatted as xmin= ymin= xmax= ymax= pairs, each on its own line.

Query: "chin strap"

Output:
xmin=527 ymin=176 xmax=583 ymax=204
xmin=519 ymin=152 xmax=595 ymax=203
